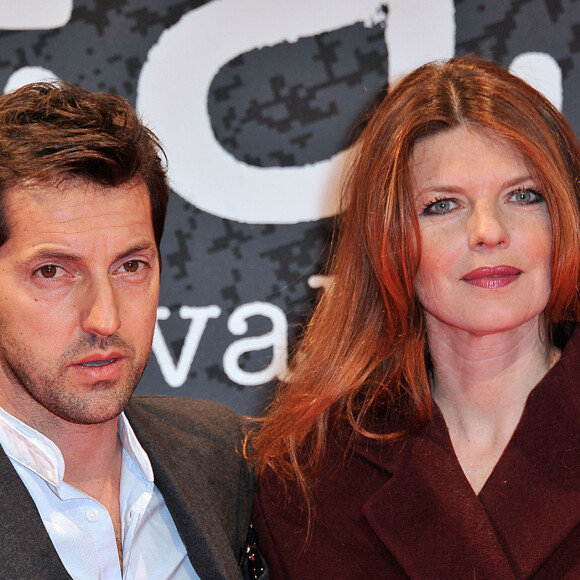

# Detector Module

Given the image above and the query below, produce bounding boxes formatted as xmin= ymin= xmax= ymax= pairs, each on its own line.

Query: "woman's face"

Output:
xmin=411 ymin=125 xmax=552 ymax=337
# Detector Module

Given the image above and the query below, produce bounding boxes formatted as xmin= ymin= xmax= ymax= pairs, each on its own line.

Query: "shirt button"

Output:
xmin=86 ymin=509 xmax=99 ymax=522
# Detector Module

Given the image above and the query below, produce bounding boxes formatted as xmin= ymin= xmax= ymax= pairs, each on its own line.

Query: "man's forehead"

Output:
xmin=5 ymin=178 xmax=151 ymax=221
xmin=1 ymin=179 xmax=155 ymax=252
xmin=6 ymin=176 xmax=147 ymax=200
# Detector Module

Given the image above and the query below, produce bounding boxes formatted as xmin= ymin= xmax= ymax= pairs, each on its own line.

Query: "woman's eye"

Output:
xmin=509 ymin=188 xmax=544 ymax=204
xmin=35 ymin=264 xmax=60 ymax=279
xmin=421 ymin=198 xmax=458 ymax=216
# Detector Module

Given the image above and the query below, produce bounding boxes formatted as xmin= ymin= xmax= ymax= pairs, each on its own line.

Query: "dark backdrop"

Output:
xmin=1 ymin=0 xmax=578 ymax=415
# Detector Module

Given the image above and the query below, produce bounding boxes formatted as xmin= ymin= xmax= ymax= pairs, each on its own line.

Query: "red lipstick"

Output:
xmin=462 ymin=266 xmax=522 ymax=289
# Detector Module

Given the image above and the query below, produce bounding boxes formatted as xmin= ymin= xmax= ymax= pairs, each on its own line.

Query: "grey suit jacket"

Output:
xmin=0 ymin=396 xmax=253 ymax=580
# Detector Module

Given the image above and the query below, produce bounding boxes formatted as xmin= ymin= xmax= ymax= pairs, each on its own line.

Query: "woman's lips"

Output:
xmin=462 ymin=266 xmax=522 ymax=289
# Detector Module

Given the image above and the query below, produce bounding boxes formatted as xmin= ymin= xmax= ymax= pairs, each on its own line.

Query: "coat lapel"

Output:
xmin=358 ymin=413 xmax=516 ymax=579
xmin=479 ymin=331 xmax=580 ymax=578
xmin=359 ymin=325 xmax=580 ymax=579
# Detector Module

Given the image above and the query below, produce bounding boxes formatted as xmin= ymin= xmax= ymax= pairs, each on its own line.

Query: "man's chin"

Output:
xmin=42 ymin=387 xmax=135 ymax=426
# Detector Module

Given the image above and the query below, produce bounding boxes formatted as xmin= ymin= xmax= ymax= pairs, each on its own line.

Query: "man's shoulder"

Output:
xmin=125 ymin=395 xmax=244 ymax=447
xmin=127 ymin=395 xmax=239 ymax=421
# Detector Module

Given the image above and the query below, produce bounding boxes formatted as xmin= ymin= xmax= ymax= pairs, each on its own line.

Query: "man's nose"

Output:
xmin=80 ymin=277 xmax=121 ymax=337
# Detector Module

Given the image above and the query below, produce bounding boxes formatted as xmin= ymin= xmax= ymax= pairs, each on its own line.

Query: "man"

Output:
xmin=0 ymin=82 xmax=253 ymax=579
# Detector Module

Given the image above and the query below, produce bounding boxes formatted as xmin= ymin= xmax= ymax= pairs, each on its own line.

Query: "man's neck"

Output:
xmin=53 ymin=419 xmax=122 ymax=488
xmin=0 ymin=385 xmax=122 ymax=487
xmin=53 ymin=418 xmax=124 ymax=571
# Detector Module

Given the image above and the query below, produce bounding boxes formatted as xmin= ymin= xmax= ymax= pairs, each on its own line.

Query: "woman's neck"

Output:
xmin=427 ymin=317 xmax=560 ymax=493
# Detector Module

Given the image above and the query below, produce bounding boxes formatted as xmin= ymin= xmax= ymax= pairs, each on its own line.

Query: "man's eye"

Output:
xmin=123 ymin=260 xmax=141 ymax=273
xmin=421 ymin=198 xmax=458 ymax=216
xmin=36 ymin=265 xmax=59 ymax=278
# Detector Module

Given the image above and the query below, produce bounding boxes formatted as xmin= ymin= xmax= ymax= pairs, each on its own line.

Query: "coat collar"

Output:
xmin=359 ymin=412 xmax=516 ymax=578
xmin=356 ymin=324 xmax=580 ymax=579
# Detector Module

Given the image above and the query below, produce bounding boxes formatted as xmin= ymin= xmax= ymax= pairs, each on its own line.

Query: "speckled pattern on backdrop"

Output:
xmin=455 ymin=0 xmax=580 ymax=129
xmin=0 ymin=0 xmax=578 ymax=414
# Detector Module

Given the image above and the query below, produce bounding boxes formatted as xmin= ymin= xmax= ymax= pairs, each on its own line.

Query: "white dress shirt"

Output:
xmin=0 ymin=406 xmax=200 ymax=580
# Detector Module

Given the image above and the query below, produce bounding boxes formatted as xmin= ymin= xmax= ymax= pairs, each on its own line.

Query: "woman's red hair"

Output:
xmin=248 ymin=57 xmax=580 ymax=496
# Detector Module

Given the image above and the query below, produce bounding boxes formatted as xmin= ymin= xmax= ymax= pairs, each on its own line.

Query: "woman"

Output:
xmin=249 ymin=56 xmax=580 ymax=579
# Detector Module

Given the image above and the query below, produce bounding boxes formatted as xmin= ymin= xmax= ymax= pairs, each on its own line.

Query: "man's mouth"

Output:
xmin=79 ymin=359 xmax=117 ymax=367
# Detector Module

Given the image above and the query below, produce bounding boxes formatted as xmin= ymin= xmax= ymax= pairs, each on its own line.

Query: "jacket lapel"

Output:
xmin=125 ymin=399 xmax=244 ymax=580
xmin=358 ymin=414 xmax=516 ymax=579
xmin=0 ymin=447 xmax=71 ymax=579
xmin=145 ymin=448 xmax=235 ymax=579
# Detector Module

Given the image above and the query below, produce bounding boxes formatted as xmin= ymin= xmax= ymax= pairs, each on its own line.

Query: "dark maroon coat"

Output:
xmin=254 ymin=325 xmax=580 ymax=579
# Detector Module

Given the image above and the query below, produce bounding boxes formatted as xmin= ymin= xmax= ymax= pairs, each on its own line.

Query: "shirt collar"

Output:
xmin=0 ymin=406 xmax=153 ymax=487
xmin=117 ymin=411 xmax=154 ymax=484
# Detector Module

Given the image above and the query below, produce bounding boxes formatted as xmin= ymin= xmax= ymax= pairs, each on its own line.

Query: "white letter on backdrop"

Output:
xmin=509 ymin=52 xmax=563 ymax=111
xmin=4 ymin=67 xmax=59 ymax=93
xmin=0 ymin=0 xmax=72 ymax=30
xmin=223 ymin=302 xmax=288 ymax=386
xmin=152 ymin=305 xmax=222 ymax=387
xmin=386 ymin=0 xmax=455 ymax=84
xmin=137 ymin=0 xmax=454 ymax=224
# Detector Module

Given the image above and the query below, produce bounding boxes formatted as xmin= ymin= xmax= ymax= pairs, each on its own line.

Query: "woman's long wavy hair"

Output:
xmin=249 ymin=56 xmax=580 ymax=495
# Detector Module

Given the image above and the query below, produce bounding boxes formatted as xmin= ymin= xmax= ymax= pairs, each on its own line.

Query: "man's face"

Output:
xmin=0 ymin=180 xmax=159 ymax=430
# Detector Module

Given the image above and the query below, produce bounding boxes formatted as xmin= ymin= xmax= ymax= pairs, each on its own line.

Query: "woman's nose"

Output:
xmin=468 ymin=201 xmax=509 ymax=250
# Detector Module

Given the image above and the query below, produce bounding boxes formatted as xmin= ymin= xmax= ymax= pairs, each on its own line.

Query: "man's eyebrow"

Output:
xmin=116 ymin=242 xmax=158 ymax=261
xmin=24 ymin=248 xmax=83 ymax=264
xmin=23 ymin=241 xmax=157 ymax=264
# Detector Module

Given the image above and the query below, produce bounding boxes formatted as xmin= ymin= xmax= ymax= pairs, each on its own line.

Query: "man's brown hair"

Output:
xmin=0 ymin=81 xmax=169 ymax=248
